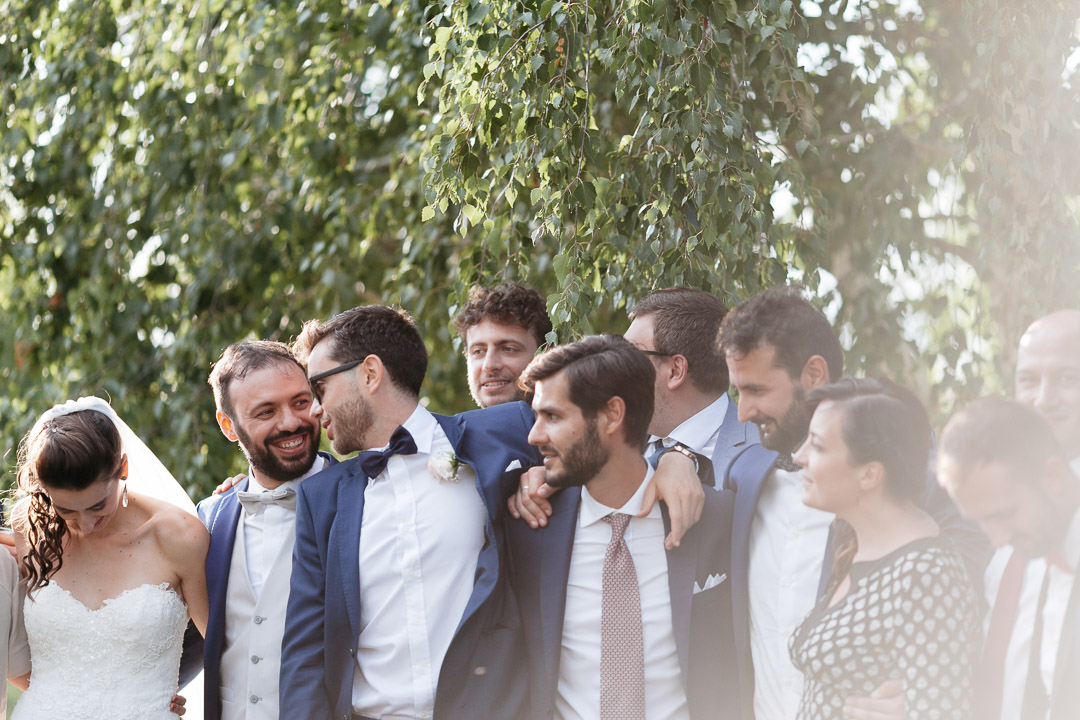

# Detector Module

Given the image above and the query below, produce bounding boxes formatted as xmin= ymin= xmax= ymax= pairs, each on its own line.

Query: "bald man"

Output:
xmin=977 ymin=309 xmax=1080 ymax=720
xmin=1015 ymin=310 xmax=1080 ymax=465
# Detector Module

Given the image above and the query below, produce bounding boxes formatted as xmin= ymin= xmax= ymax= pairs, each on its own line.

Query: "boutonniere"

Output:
xmin=428 ymin=451 xmax=462 ymax=483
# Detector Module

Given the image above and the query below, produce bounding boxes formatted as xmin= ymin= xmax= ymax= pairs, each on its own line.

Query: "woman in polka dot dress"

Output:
xmin=788 ymin=378 xmax=981 ymax=720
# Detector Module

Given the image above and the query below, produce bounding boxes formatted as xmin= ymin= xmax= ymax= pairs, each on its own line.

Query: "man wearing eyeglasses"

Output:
xmin=511 ymin=288 xmax=757 ymax=528
xmin=623 ymin=288 xmax=758 ymax=486
xmin=280 ymin=305 xmax=538 ymax=720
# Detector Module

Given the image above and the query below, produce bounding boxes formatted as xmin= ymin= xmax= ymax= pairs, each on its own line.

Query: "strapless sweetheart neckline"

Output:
xmin=13 ymin=579 xmax=189 ymax=719
xmin=45 ymin=580 xmax=179 ymax=612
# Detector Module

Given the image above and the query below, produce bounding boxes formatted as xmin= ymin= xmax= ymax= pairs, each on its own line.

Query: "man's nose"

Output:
xmin=481 ymin=350 xmax=503 ymax=374
xmin=309 ymin=397 xmax=324 ymax=421
xmin=527 ymin=420 xmax=545 ymax=446
xmin=280 ymin=407 xmax=305 ymax=431
xmin=1034 ymin=378 xmax=1058 ymax=414
xmin=736 ymin=397 xmax=754 ymax=424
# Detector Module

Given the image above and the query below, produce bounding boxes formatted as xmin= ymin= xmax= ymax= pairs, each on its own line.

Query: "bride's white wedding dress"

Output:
xmin=13 ymin=581 xmax=189 ymax=719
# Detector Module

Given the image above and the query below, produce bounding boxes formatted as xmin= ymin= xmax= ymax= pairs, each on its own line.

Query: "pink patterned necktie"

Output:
xmin=600 ymin=512 xmax=646 ymax=720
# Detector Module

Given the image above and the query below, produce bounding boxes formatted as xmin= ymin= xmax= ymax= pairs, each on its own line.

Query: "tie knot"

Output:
xmin=358 ymin=425 xmax=419 ymax=479
xmin=605 ymin=512 xmax=631 ymax=540
xmin=775 ymin=453 xmax=801 ymax=472
xmin=236 ymin=486 xmax=297 ymax=516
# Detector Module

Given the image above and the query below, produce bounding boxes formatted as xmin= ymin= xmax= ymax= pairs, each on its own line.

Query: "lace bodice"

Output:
xmin=13 ymin=582 xmax=189 ymax=720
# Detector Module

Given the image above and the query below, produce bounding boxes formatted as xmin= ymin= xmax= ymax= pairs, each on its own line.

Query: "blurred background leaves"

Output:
xmin=1 ymin=0 xmax=1077 ymax=496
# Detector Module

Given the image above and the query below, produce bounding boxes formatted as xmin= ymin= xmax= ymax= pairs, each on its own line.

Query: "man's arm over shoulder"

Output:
xmin=462 ymin=400 xmax=542 ymax=496
xmin=279 ymin=483 xmax=333 ymax=720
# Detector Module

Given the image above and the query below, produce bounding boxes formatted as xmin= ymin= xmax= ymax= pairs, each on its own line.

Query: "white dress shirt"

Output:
xmin=647 ymin=395 xmax=730 ymax=461
xmin=352 ymin=405 xmax=485 ymax=720
xmin=242 ymin=456 xmax=329 ymax=598
xmin=748 ymin=466 xmax=832 ymax=720
xmin=556 ymin=466 xmax=689 ymax=720
xmin=986 ymin=458 xmax=1080 ymax=720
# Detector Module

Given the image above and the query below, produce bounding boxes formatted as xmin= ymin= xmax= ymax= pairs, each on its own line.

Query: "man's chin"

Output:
xmin=544 ymin=470 xmax=589 ymax=491
xmin=478 ymin=390 xmax=523 ymax=408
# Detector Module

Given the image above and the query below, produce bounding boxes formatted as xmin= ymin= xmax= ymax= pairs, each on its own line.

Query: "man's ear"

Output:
xmin=597 ymin=396 xmax=627 ymax=439
xmin=665 ymin=354 xmax=690 ymax=391
xmin=800 ymin=355 xmax=830 ymax=391
xmin=360 ymin=355 xmax=384 ymax=393
xmin=217 ymin=410 xmax=239 ymax=442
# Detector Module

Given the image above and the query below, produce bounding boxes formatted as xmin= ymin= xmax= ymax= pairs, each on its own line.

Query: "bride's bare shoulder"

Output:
xmin=138 ymin=496 xmax=208 ymax=552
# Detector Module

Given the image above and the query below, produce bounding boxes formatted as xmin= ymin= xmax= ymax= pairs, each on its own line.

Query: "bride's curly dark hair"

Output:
xmin=15 ymin=409 xmax=124 ymax=593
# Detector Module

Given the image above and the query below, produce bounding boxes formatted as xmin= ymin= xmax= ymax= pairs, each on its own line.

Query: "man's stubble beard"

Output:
xmin=758 ymin=387 xmax=812 ymax=455
xmin=329 ymin=392 xmax=376 ymax=455
xmin=543 ymin=417 xmax=610 ymax=489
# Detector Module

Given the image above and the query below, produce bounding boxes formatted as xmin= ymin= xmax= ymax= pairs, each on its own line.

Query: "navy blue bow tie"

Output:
xmin=358 ymin=426 xmax=418 ymax=479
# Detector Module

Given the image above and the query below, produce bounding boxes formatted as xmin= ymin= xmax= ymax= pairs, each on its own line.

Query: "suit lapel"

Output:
xmin=432 ymin=412 xmax=501 ymax=634
xmin=205 ymin=480 xmax=247 ymax=665
xmin=335 ymin=461 xmax=369 ymax=640
xmin=661 ymin=505 xmax=695 ymax=686
xmin=539 ymin=486 xmax=580 ymax=696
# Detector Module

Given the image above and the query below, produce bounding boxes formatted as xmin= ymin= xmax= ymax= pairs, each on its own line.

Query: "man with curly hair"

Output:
xmin=452 ymin=282 xmax=552 ymax=408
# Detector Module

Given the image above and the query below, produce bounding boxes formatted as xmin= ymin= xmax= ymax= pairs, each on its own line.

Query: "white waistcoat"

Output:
xmin=219 ymin=514 xmax=294 ymax=720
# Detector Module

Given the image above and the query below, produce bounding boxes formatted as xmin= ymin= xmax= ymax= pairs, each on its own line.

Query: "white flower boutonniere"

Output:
xmin=428 ymin=451 xmax=462 ymax=483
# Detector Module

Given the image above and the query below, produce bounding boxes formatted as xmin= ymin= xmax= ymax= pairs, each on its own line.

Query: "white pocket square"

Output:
xmin=693 ymin=572 xmax=727 ymax=594
xmin=505 ymin=459 xmax=523 ymax=472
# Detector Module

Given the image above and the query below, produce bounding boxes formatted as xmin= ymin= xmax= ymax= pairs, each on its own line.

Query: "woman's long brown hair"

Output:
xmin=15 ymin=409 xmax=123 ymax=593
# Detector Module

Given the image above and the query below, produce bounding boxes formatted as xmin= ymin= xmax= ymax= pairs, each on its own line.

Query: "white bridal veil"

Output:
xmin=30 ymin=396 xmax=197 ymax=516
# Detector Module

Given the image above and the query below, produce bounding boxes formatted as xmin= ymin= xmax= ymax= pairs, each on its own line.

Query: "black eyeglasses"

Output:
xmin=308 ymin=360 xmax=363 ymax=402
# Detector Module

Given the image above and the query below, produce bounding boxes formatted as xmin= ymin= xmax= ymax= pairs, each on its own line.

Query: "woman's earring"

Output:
xmin=122 ymin=482 xmax=129 ymax=508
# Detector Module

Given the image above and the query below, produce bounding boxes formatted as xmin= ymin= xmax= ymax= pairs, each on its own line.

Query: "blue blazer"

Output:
xmin=724 ymin=443 xmax=990 ymax=720
xmin=195 ymin=452 xmax=337 ymax=720
xmin=710 ymin=396 xmax=759 ymax=484
xmin=279 ymin=402 xmax=539 ymax=720
xmin=506 ymin=482 xmax=740 ymax=720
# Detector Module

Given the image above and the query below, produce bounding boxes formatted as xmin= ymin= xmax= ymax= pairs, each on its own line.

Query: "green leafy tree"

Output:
xmin=2 ymin=0 xmax=1077 ymax=497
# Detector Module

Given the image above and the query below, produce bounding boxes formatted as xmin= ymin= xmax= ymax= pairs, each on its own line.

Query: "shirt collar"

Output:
xmin=579 ymin=464 xmax=658 ymax=528
xmin=647 ymin=394 xmax=729 ymax=453
xmin=247 ymin=453 xmax=330 ymax=493
xmin=368 ymin=403 xmax=437 ymax=455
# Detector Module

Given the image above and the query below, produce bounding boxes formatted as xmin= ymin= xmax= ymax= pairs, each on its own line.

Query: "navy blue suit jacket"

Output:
xmin=196 ymin=452 xmax=337 ymax=720
xmin=724 ymin=443 xmax=990 ymax=720
xmin=279 ymin=402 xmax=539 ymax=720
xmin=506 ymin=481 xmax=740 ymax=720
xmin=710 ymin=396 xmax=759 ymax=483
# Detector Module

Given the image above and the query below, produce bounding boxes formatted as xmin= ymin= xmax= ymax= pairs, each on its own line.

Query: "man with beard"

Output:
xmin=506 ymin=334 xmax=737 ymax=720
xmin=719 ymin=287 xmax=987 ymax=720
xmin=199 ymin=341 xmax=335 ymax=720
xmin=280 ymin=305 xmax=538 ymax=720
xmin=511 ymin=287 xmax=754 ymax=538
xmin=452 ymin=281 xmax=552 ymax=408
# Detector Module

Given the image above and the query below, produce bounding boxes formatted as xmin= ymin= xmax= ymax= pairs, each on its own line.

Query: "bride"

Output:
xmin=11 ymin=397 xmax=208 ymax=719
